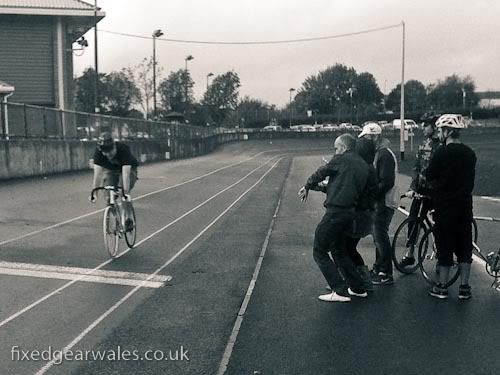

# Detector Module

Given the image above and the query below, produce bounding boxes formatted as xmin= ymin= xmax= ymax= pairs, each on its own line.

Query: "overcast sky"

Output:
xmin=75 ymin=0 xmax=499 ymax=107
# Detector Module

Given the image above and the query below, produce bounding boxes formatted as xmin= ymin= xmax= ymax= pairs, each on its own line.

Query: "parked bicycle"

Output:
xmin=392 ymin=193 xmax=478 ymax=282
xmin=90 ymin=186 xmax=137 ymax=258
xmin=419 ymin=215 xmax=500 ymax=288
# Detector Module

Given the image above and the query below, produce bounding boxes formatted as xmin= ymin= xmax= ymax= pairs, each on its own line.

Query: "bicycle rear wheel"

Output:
xmin=392 ymin=217 xmax=425 ymax=274
xmin=418 ymin=229 xmax=460 ymax=288
xmin=124 ymin=204 xmax=137 ymax=248
xmin=103 ymin=205 xmax=120 ymax=258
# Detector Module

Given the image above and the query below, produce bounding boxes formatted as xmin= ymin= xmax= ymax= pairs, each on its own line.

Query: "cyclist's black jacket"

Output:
xmin=93 ymin=142 xmax=139 ymax=171
xmin=424 ymin=142 xmax=476 ymax=210
xmin=410 ymin=136 xmax=440 ymax=192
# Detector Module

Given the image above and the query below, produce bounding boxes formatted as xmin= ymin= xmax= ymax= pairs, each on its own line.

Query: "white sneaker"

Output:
xmin=348 ymin=287 xmax=368 ymax=298
xmin=318 ymin=292 xmax=351 ymax=302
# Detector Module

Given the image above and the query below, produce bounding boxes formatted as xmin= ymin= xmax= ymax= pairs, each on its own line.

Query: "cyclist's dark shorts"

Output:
xmin=102 ymin=166 xmax=138 ymax=190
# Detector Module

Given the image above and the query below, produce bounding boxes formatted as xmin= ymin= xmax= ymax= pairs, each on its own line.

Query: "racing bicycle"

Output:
xmin=392 ymin=193 xmax=478 ymax=284
xmin=418 ymin=215 xmax=500 ymax=288
xmin=90 ymin=186 xmax=137 ymax=258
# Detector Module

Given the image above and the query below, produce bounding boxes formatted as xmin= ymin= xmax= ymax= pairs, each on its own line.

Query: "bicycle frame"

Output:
xmin=90 ymin=186 xmax=137 ymax=257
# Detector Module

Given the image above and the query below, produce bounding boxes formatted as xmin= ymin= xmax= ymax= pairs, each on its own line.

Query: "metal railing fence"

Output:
xmin=0 ymin=102 xmax=226 ymax=141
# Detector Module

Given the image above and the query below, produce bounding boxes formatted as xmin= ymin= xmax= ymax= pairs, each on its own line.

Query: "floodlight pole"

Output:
xmin=399 ymin=21 xmax=405 ymax=160
xmin=94 ymin=0 xmax=99 ymax=114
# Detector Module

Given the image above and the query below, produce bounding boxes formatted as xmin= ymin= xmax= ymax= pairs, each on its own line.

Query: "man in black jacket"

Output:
xmin=424 ymin=114 xmax=476 ymax=300
xmin=298 ymin=133 xmax=370 ymax=302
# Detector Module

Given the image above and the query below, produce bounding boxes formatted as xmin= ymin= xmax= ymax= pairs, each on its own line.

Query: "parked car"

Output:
xmin=291 ymin=124 xmax=316 ymax=132
xmin=262 ymin=125 xmax=282 ymax=131
xmin=298 ymin=125 xmax=316 ymax=132
xmin=351 ymin=125 xmax=361 ymax=132
xmin=392 ymin=119 xmax=418 ymax=130
xmin=321 ymin=124 xmax=339 ymax=131
xmin=377 ymin=120 xmax=392 ymax=129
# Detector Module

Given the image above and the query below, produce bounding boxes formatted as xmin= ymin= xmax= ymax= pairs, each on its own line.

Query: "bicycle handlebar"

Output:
xmin=400 ymin=192 xmax=431 ymax=200
xmin=90 ymin=186 xmax=126 ymax=201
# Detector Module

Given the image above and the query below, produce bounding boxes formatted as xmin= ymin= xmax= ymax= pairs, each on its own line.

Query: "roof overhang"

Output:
xmin=0 ymin=7 xmax=104 ymax=19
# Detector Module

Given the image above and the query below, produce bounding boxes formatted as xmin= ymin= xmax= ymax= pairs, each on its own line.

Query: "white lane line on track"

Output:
xmin=0 ymin=155 xmax=282 ymax=329
xmin=217 ymin=197 xmax=282 ymax=375
xmin=481 ymin=196 xmax=500 ymax=203
xmin=35 ymin=157 xmax=283 ymax=375
xmin=0 ymin=152 xmax=267 ymax=247
xmin=0 ymin=261 xmax=170 ymax=288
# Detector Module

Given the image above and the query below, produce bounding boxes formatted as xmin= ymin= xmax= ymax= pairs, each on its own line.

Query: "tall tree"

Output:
xmin=157 ymin=69 xmax=195 ymax=115
xmin=236 ymin=96 xmax=272 ymax=128
xmin=202 ymin=71 xmax=241 ymax=126
xmin=74 ymin=67 xmax=107 ymax=113
xmin=386 ymin=79 xmax=427 ymax=112
xmin=126 ymin=57 xmax=160 ymax=118
xmin=101 ymin=69 xmax=141 ymax=117
xmin=427 ymin=74 xmax=479 ymax=110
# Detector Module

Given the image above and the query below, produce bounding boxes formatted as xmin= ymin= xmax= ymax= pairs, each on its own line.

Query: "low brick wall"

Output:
xmin=0 ymin=132 xmax=243 ymax=180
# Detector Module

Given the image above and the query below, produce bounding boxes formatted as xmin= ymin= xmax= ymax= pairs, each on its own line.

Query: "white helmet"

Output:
xmin=358 ymin=122 xmax=382 ymax=138
xmin=435 ymin=114 xmax=465 ymax=129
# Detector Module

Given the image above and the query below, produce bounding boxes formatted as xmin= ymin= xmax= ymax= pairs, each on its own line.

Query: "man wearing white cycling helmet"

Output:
xmin=424 ymin=114 xmax=476 ymax=300
xmin=359 ymin=123 xmax=399 ymax=285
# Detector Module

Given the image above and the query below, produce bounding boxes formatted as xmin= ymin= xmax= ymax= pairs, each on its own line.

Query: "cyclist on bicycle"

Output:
xmin=424 ymin=114 xmax=476 ymax=299
xmin=400 ymin=114 xmax=441 ymax=267
xmin=91 ymin=132 xmax=139 ymax=230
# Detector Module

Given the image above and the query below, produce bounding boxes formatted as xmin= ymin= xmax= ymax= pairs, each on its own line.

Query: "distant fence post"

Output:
xmin=23 ymin=104 xmax=28 ymax=137
xmin=0 ymin=101 xmax=4 ymax=139
xmin=59 ymin=109 xmax=65 ymax=139
xmin=42 ymin=107 xmax=47 ymax=138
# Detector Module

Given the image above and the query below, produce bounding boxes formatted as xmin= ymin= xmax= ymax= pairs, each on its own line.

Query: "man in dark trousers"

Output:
xmin=298 ymin=133 xmax=370 ymax=302
xmin=358 ymin=123 xmax=399 ymax=285
xmin=424 ymin=114 xmax=476 ymax=300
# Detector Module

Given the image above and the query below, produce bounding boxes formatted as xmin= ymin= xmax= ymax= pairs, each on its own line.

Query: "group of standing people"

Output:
xmin=299 ymin=113 xmax=476 ymax=302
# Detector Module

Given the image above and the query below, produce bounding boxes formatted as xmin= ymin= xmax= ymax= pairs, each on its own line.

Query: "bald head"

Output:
xmin=334 ymin=133 xmax=356 ymax=155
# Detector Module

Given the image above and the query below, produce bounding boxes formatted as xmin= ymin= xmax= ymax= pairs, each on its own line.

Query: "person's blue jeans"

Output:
xmin=372 ymin=203 xmax=395 ymax=275
xmin=313 ymin=209 xmax=364 ymax=293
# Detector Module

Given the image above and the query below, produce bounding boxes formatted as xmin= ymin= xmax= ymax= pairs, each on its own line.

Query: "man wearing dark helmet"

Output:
xmin=91 ymin=132 xmax=139 ymax=199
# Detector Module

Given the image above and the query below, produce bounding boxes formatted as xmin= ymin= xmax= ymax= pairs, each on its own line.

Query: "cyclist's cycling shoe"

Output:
xmin=400 ymin=256 xmax=416 ymax=267
xmin=125 ymin=218 xmax=134 ymax=232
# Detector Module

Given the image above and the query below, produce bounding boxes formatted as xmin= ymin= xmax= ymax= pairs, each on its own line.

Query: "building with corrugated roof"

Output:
xmin=0 ymin=0 xmax=104 ymax=109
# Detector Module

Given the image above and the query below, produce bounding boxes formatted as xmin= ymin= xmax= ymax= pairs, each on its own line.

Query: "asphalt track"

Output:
xmin=0 ymin=138 xmax=499 ymax=375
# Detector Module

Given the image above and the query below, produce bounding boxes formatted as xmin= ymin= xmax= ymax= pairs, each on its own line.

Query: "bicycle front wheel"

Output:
xmin=418 ymin=229 xmax=459 ymax=288
xmin=392 ymin=217 xmax=425 ymax=274
xmin=124 ymin=204 xmax=137 ymax=248
xmin=103 ymin=205 xmax=120 ymax=258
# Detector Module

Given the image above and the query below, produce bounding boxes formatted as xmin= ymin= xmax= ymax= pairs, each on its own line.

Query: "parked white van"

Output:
xmin=392 ymin=119 xmax=418 ymax=130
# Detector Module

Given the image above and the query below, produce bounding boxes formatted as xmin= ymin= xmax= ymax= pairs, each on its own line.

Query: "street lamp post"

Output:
xmin=289 ymin=88 xmax=295 ymax=127
xmin=94 ymin=0 xmax=99 ymax=114
xmin=185 ymin=54 xmax=194 ymax=71
xmin=184 ymin=55 xmax=194 ymax=106
xmin=347 ymin=87 xmax=354 ymax=124
xmin=152 ymin=29 xmax=164 ymax=120
xmin=206 ymin=72 xmax=214 ymax=90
